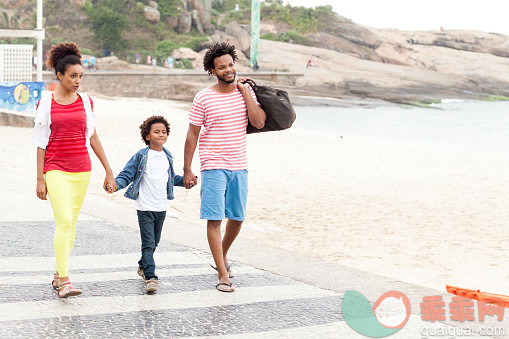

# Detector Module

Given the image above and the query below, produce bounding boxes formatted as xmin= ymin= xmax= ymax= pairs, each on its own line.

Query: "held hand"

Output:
xmin=36 ymin=178 xmax=47 ymax=200
xmin=183 ymin=170 xmax=198 ymax=189
xmin=105 ymin=183 xmax=116 ymax=193
xmin=103 ymin=174 xmax=117 ymax=194
xmin=237 ymin=77 xmax=252 ymax=91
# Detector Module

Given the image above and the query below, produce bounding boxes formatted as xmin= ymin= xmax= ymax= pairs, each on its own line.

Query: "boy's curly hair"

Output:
xmin=203 ymin=42 xmax=238 ymax=74
xmin=139 ymin=116 xmax=170 ymax=146
xmin=45 ymin=42 xmax=82 ymax=76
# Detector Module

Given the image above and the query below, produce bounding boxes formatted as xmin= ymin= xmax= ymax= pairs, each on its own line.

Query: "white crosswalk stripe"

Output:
xmin=0 ymin=284 xmax=339 ymax=322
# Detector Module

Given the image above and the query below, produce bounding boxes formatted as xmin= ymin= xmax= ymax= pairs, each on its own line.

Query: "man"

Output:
xmin=183 ymin=42 xmax=266 ymax=292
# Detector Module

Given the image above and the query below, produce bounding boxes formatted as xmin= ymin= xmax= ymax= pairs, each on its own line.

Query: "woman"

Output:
xmin=33 ymin=42 xmax=116 ymax=298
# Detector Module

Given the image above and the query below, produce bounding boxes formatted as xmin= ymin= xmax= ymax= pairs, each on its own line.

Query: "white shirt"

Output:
xmin=135 ymin=149 xmax=169 ymax=212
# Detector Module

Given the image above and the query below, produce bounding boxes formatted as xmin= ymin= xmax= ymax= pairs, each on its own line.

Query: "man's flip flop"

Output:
xmin=210 ymin=264 xmax=234 ymax=278
xmin=216 ymin=282 xmax=234 ymax=292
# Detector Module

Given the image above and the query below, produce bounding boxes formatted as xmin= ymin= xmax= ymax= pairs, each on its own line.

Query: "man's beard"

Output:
xmin=217 ymin=71 xmax=236 ymax=84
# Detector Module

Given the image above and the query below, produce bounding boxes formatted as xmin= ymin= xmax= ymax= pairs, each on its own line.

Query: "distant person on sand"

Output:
xmin=147 ymin=54 xmax=151 ymax=65
xmin=33 ymin=42 xmax=116 ymax=298
xmin=152 ymin=57 xmax=157 ymax=67
xmin=306 ymin=57 xmax=313 ymax=68
xmin=184 ymin=42 xmax=266 ymax=292
xmin=135 ymin=53 xmax=141 ymax=64
xmin=168 ymin=56 xmax=174 ymax=69
xmin=90 ymin=56 xmax=96 ymax=71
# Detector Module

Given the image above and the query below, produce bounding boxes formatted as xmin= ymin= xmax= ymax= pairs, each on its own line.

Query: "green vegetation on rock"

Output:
xmin=407 ymin=99 xmax=443 ymax=108
xmin=479 ymin=95 xmax=509 ymax=101
xmin=182 ymin=37 xmax=209 ymax=51
xmin=261 ymin=31 xmax=312 ymax=46
xmin=176 ymin=58 xmax=194 ymax=69
xmin=84 ymin=0 xmax=130 ymax=52
xmin=212 ymin=1 xmax=335 ymax=34
xmin=156 ymin=0 xmax=184 ymax=18
xmin=260 ymin=4 xmax=334 ymax=34
xmin=221 ymin=8 xmax=251 ymax=26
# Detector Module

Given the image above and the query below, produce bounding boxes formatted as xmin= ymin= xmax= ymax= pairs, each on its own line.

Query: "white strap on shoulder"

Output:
xmin=79 ymin=92 xmax=91 ymax=111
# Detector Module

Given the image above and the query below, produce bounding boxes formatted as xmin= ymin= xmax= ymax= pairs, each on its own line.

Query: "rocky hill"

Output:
xmin=255 ymin=26 xmax=509 ymax=102
xmin=1 ymin=0 xmax=508 ymax=103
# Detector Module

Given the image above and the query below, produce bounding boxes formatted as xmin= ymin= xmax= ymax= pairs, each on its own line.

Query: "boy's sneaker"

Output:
xmin=137 ymin=267 xmax=145 ymax=280
xmin=145 ymin=278 xmax=158 ymax=293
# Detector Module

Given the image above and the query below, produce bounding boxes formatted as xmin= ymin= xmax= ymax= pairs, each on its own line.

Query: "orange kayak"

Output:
xmin=446 ymin=285 xmax=509 ymax=308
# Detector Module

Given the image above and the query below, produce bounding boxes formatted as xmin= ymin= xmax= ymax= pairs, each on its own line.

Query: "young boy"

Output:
xmin=112 ymin=116 xmax=190 ymax=293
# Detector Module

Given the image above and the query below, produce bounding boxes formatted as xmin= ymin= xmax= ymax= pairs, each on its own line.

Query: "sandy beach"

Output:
xmin=3 ymin=93 xmax=507 ymax=296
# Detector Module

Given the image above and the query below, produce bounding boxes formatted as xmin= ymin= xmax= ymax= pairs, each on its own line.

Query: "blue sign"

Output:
xmin=0 ymin=82 xmax=44 ymax=113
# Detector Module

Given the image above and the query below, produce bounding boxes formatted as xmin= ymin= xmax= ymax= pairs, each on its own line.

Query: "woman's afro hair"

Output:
xmin=45 ymin=42 xmax=82 ymax=75
xmin=203 ymin=42 xmax=238 ymax=74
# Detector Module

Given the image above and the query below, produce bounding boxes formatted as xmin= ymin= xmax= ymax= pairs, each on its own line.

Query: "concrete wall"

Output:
xmin=34 ymin=71 xmax=303 ymax=101
xmin=0 ymin=110 xmax=34 ymax=127
xmin=1 ymin=70 xmax=302 ymax=127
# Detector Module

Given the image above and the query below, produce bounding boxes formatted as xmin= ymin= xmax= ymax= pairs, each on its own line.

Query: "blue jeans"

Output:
xmin=137 ymin=210 xmax=166 ymax=280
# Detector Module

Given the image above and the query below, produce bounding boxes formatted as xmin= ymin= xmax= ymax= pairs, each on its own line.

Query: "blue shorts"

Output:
xmin=200 ymin=169 xmax=248 ymax=221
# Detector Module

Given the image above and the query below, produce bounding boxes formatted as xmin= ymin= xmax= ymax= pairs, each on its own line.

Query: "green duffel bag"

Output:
xmin=244 ymin=79 xmax=296 ymax=134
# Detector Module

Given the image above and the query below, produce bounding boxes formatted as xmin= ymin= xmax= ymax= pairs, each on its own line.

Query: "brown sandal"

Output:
xmin=51 ymin=273 xmax=59 ymax=290
xmin=57 ymin=280 xmax=82 ymax=298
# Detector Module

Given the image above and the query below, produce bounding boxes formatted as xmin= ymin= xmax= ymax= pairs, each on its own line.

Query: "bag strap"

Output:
xmin=244 ymin=79 xmax=257 ymax=89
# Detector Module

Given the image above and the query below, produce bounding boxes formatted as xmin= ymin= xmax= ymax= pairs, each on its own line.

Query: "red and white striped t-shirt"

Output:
xmin=189 ymin=86 xmax=259 ymax=171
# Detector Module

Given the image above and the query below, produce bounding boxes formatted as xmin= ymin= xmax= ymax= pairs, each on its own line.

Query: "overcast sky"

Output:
xmin=286 ymin=0 xmax=508 ymax=35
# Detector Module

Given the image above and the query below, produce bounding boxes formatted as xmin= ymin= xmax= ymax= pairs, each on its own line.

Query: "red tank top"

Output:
xmin=43 ymin=95 xmax=94 ymax=173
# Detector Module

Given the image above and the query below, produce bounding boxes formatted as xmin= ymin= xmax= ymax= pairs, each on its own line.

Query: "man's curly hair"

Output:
xmin=203 ymin=42 xmax=238 ymax=74
xmin=139 ymin=115 xmax=170 ymax=146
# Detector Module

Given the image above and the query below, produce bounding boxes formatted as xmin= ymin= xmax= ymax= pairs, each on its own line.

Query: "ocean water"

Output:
xmin=294 ymin=100 xmax=509 ymax=156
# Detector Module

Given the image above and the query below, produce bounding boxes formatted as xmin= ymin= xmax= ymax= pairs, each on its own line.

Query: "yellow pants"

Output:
xmin=45 ymin=170 xmax=91 ymax=277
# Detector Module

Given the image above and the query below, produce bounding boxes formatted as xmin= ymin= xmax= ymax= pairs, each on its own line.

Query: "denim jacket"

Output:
xmin=114 ymin=147 xmax=184 ymax=200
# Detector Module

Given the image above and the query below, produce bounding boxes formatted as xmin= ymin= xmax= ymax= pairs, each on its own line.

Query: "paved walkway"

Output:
xmin=0 ymin=166 xmax=507 ymax=338
xmin=0 ymin=217 xmax=346 ymax=337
